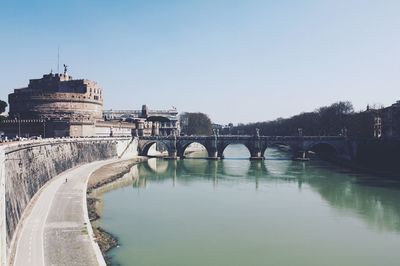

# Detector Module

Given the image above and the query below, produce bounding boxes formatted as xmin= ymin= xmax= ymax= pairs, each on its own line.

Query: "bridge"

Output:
xmin=138 ymin=134 xmax=351 ymax=160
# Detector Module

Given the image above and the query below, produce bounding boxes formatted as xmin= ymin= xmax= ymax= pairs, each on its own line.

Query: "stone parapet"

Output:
xmin=0 ymin=137 xmax=137 ymax=266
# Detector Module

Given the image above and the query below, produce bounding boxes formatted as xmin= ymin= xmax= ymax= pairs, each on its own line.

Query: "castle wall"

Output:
xmin=69 ymin=123 xmax=96 ymax=137
xmin=0 ymin=120 xmax=70 ymax=138
xmin=9 ymin=93 xmax=103 ymax=120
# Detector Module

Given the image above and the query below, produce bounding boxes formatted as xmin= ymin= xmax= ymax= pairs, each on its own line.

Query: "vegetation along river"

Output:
xmin=92 ymin=144 xmax=400 ymax=266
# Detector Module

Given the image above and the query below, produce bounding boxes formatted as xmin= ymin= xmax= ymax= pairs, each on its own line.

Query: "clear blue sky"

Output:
xmin=1 ymin=0 xmax=399 ymax=124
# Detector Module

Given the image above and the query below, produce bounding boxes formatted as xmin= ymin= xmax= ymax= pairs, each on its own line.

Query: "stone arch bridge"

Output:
xmin=138 ymin=135 xmax=352 ymax=160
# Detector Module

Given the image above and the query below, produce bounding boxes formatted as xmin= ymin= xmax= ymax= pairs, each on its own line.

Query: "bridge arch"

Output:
xmin=139 ymin=140 xmax=170 ymax=156
xmin=263 ymin=142 xmax=297 ymax=159
xmin=307 ymin=142 xmax=338 ymax=159
xmin=219 ymin=143 xmax=252 ymax=159
xmin=178 ymin=142 xmax=208 ymax=158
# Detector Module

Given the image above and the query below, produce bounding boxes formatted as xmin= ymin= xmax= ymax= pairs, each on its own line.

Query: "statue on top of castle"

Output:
xmin=63 ymin=64 xmax=68 ymax=75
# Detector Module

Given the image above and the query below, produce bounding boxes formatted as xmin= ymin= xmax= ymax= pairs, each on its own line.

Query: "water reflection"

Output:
xmin=97 ymin=145 xmax=400 ymax=266
xmin=128 ymin=152 xmax=400 ymax=234
xmin=303 ymin=164 xmax=400 ymax=232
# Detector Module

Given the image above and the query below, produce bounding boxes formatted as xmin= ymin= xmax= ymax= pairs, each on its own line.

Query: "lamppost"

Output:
xmin=40 ymin=116 xmax=48 ymax=139
xmin=43 ymin=119 xmax=46 ymax=138
xmin=15 ymin=113 xmax=21 ymax=139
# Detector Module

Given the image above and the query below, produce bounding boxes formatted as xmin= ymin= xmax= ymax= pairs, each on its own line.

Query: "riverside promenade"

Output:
xmin=12 ymin=159 xmax=117 ymax=266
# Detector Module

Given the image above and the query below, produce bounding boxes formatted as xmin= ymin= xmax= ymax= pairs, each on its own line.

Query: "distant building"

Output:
xmin=348 ymin=101 xmax=400 ymax=139
xmin=104 ymin=105 xmax=180 ymax=136
xmin=380 ymin=101 xmax=400 ymax=139
xmin=374 ymin=116 xmax=382 ymax=138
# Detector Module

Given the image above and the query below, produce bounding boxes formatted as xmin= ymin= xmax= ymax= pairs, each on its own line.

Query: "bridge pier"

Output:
xmin=216 ymin=148 xmax=224 ymax=159
xmin=164 ymin=150 xmax=179 ymax=160
xmin=206 ymin=147 xmax=219 ymax=160
xmin=250 ymin=132 xmax=264 ymax=160
xmin=292 ymin=150 xmax=310 ymax=161
xmin=164 ymin=133 xmax=179 ymax=160
xmin=250 ymin=150 xmax=264 ymax=160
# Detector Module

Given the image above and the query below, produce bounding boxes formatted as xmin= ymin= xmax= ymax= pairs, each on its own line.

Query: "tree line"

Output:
xmin=0 ymin=100 xmax=7 ymax=120
xmin=180 ymin=112 xmax=213 ymax=135
xmin=229 ymin=101 xmax=377 ymax=138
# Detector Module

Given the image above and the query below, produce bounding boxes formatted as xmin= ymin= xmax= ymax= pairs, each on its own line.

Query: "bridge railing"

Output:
xmin=139 ymin=135 xmax=347 ymax=141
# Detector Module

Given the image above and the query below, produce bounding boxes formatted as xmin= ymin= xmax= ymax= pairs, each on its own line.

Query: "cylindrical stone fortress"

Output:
xmin=8 ymin=72 xmax=103 ymax=121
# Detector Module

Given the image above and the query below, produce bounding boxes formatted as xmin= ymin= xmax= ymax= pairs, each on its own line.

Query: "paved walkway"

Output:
xmin=13 ymin=159 xmax=116 ymax=266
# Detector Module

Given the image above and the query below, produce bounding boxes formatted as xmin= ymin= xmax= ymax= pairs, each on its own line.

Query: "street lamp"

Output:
xmin=43 ymin=119 xmax=46 ymax=138
xmin=15 ymin=113 xmax=21 ymax=139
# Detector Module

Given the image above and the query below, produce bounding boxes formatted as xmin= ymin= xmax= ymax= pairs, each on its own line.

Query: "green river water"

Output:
xmin=93 ymin=145 xmax=400 ymax=266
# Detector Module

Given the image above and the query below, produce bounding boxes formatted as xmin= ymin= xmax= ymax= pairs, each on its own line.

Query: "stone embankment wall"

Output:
xmin=0 ymin=137 xmax=138 ymax=266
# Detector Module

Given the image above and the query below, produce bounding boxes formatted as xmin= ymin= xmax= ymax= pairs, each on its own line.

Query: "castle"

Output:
xmin=0 ymin=69 xmax=178 ymax=138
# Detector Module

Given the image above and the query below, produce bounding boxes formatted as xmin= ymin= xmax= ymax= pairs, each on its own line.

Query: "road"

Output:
xmin=13 ymin=159 xmax=115 ymax=266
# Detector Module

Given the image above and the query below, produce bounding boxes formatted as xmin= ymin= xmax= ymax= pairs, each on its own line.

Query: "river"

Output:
xmin=92 ymin=145 xmax=400 ymax=266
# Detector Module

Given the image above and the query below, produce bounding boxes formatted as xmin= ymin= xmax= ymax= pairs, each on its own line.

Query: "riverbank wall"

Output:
xmin=348 ymin=139 xmax=400 ymax=177
xmin=0 ymin=137 xmax=138 ymax=266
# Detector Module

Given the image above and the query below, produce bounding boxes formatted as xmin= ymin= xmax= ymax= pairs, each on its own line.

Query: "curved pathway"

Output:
xmin=13 ymin=159 xmax=116 ymax=266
